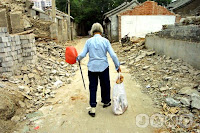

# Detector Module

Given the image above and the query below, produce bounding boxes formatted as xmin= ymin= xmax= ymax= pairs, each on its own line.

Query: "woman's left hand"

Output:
xmin=117 ymin=67 xmax=121 ymax=73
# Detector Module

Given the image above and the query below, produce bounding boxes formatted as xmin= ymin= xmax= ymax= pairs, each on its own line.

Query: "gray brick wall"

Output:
xmin=0 ymin=27 xmax=37 ymax=75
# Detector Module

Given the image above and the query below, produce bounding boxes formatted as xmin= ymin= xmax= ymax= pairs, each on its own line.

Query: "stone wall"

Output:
xmin=145 ymin=16 xmax=200 ymax=69
xmin=145 ymin=35 xmax=200 ymax=69
xmin=0 ymin=27 xmax=37 ymax=75
xmin=156 ymin=24 xmax=200 ymax=42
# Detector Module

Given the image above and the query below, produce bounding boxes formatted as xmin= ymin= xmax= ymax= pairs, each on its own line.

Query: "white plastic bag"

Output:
xmin=112 ymin=73 xmax=128 ymax=115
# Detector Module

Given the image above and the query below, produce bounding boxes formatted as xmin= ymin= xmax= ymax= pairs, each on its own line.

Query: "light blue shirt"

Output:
xmin=77 ymin=34 xmax=120 ymax=72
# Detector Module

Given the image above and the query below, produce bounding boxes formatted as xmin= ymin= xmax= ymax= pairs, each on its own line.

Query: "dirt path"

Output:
xmin=31 ymin=38 xmax=159 ymax=133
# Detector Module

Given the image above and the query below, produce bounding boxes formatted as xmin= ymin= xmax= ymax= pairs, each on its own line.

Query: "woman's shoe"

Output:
xmin=103 ymin=102 xmax=111 ymax=108
xmin=88 ymin=107 xmax=95 ymax=117
xmin=88 ymin=111 xmax=95 ymax=117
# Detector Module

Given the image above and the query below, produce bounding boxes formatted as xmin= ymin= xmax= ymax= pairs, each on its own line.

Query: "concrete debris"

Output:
xmin=18 ymin=100 xmax=26 ymax=108
xmin=54 ymin=80 xmax=63 ymax=89
xmin=159 ymin=86 xmax=169 ymax=92
xmin=0 ymin=83 xmax=5 ymax=88
xmin=26 ymin=111 xmax=43 ymax=119
xmin=116 ymin=38 xmax=200 ymax=132
xmin=11 ymin=116 xmax=21 ymax=122
xmin=180 ymin=16 xmax=200 ymax=25
xmin=198 ymin=85 xmax=200 ymax=92
xmin=191 ymin=93 xmax=200 ymax=109
xmin=179 ymin=87 xmax=200 ymax=96
xmin=179 ymin=97 xmax=191 ymax=107
xmin=166 ymin=97 xmax=180 ymax=107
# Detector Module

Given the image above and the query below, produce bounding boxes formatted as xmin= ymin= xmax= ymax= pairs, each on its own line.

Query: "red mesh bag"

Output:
xmin=65 ymin=46 xmax=78 ymax=64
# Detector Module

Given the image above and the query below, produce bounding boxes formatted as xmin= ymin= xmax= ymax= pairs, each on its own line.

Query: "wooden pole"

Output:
xmin=52 ymin=0 xmax=56 ymax=22
xmin=68 ymin=0 xmax=72 ymax=41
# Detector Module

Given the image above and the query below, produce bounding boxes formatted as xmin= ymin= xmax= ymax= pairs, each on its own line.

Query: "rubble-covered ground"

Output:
xmin=0 ymin=36 xmax=199 ymax=132
xmin=113 ymin=38 xmax=200 ymax=133
xmin=0 ymin=39 xmax=79 ymax=133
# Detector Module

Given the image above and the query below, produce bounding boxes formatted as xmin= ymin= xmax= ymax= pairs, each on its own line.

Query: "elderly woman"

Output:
xmin=77 ymin=23 xmax=121 ymax=117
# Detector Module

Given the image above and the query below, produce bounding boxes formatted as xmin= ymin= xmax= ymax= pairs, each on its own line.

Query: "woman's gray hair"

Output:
xmin=90 ymin=23 xmax=104 ymax=36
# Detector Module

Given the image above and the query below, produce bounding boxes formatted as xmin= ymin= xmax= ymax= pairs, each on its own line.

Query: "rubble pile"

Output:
xmin=0 ymin=0 xmax=52 ymax=37
xmin=0 ymin=84 xmax=27 ymax=133
xmin=180 ymin=16 xmax=200 ymax=25
xmin=0 ymin=40 xmax=77 ymax=118
xmin=115 ymin=38 xmax=200 ymax=132
xmin=0 ymin=0 xmax=26 ymax=12
xmin=30 ymin=18 xmax=52 ymax=38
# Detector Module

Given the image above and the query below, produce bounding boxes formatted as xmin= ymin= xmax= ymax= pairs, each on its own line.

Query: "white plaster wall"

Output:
xmin=121 ymin=15 xmax=176 ymax=38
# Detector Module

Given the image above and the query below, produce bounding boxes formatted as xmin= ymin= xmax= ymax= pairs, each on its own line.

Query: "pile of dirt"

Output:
xmin=0 ymin=83 xmax=27 ymax=133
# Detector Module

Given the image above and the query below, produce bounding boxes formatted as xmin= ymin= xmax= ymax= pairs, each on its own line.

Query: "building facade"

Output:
xmin=118 ymin=1 xmax=176 ymax=39
xmin=103 ymin=0 xmax=139 ymax=42
xmin=30 ymin=0 xmax=52 ymax=10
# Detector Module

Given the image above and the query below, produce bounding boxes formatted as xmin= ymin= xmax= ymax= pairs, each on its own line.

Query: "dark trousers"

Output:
xmin=88 ymin=67 xmax=111 ymax=107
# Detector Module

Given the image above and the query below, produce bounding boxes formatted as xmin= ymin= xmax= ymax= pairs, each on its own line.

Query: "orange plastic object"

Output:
xmin=65 ymin=46 xmax=78 ymax=64
xmin=34 ymin=126 xmax=40 ymax=130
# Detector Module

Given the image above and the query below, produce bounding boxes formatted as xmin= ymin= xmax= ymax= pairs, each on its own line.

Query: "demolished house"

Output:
xmin=0 ymin=0 xmax=77 ymax=75
xmin=0 ymin=0 xmax=77 ymax=42
xmin=103 ymin=0 xmax=139 ymax=42
xmin=167 ymin=0 xmax=200 ymax=17
xmin=118 ymin=1 xmax=177 ymax=40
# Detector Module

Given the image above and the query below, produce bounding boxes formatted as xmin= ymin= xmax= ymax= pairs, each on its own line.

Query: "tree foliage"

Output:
xmin=138 ymin=0 xmax=171 ymax=6
xmin=56 ymin=0 xmax=172 ymax=35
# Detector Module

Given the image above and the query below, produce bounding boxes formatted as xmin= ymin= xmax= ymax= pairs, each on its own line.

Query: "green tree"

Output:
xmin=56 ymin=0 xmax=172 ymax=35
xmin=137 ymin=0 xmax=171 ymax=6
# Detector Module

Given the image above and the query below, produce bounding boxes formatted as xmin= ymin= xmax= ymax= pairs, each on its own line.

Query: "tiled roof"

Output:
xmin=103 ymin=0 xmax=138 ymax=19
xmin=167 ymin=0 xmax=192 ymax=10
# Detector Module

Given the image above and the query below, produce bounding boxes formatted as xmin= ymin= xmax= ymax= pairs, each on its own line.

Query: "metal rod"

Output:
xmin=79 ymin=61 xmax=86 ymax=90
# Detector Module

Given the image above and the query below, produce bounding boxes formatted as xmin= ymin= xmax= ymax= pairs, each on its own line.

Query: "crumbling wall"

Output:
xmin=155 ymin=16 xmax=200 ymax=42
xmin=145 ymin=17 xmax=200 ymax=69
xmin=156 ymin=25 xmax=200 ymax=42
xmin=145 ymin=35 xmax=200 ymax=69
xmin=0 ymin=27 xmax=37 ymax=75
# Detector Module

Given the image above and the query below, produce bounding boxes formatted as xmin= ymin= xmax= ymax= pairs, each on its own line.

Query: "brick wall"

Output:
xmin=118 ymin=16 xmax=121 ymax=41
xmin=119 ymin=1 xmax=175 ymax=15
xmin=0 ymin=27 xmax=37 ymax=75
